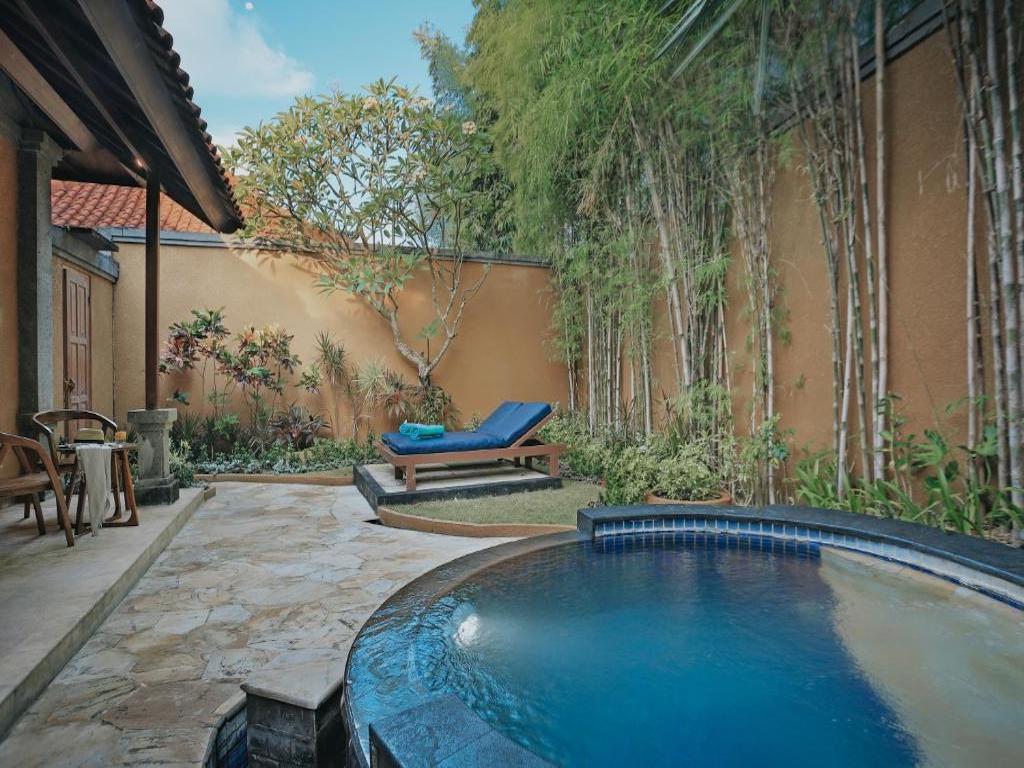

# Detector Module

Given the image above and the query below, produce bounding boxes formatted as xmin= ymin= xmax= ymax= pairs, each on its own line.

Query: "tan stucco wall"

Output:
xmin=51 ymin=259 xmax=115 ymax=422
xmin=111 ymin=244 xmax=568 ymax=434
xmin=0 ymin=133 xmax=17 ymax=477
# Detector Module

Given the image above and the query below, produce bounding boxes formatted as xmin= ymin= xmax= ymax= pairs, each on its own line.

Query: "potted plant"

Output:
xmin=602 ymin=443 xmax=731 ymax=506
xmin=646 ymin=442 xmax=732 ymax=505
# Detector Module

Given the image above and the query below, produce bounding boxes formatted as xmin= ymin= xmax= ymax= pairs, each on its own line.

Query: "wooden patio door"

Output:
xmin=63 ymin=266 xmax=91 ymax=419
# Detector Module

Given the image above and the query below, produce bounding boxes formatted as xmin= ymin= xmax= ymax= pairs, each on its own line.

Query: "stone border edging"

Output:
xmin=195 ymin=472 xmax=353 ymax=486
xmin=377 ymin=505 xmax=573 ymax=538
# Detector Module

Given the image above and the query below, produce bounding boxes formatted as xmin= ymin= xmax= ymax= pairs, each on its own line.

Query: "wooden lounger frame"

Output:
xmin=376 ymin=412 xmax=564 ymax=492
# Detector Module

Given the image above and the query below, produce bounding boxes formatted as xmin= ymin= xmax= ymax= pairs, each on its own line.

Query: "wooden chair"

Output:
xmin=32 ymin=409 xmax=131 ymax=534
xmin=0 ymin=431 xmax=75 ymax=546
xmin=32 ymin=409 xmax=118 ymax=487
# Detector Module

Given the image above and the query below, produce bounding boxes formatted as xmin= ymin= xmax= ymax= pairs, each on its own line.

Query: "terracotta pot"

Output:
xmin=644 ymin=489 xmax=732 ymax=506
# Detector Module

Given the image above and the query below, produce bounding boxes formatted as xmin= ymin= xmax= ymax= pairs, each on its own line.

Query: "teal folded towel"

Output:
xmin=400 ymin=422 xmax=445 ymax=440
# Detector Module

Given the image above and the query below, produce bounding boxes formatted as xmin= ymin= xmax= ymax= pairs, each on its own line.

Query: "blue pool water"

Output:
xmin=348 ymin=533 xmax=1024 ymax=767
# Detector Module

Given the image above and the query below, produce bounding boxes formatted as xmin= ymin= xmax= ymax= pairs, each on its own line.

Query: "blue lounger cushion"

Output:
xmin=382 ymin=401 xmax=552 ymax=456
xmin=477 ymin=401 xmax=552 ymax=445
xmin=381 ymin=430 xmax=503 ymax=455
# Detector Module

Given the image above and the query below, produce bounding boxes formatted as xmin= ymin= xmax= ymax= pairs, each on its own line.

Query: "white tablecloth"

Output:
xmin=75 ymin=444 xmax=113 ymax=534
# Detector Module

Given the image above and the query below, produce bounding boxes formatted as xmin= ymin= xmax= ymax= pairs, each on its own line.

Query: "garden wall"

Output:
xmin=648 ymin=30 xmax=980 ymax=467
xmin=110 ymin=242 xmax=568 ymax=435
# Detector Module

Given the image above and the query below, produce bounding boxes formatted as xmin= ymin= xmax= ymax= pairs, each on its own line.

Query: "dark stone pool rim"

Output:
xmin=580 ymin=504 xmax=1024 ymax=595
xmin=343 ymin=505 xmax=1024 ymax=767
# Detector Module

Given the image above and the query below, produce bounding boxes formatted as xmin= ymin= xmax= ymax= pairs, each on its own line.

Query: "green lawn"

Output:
xmin=396 ymin=480 xmax=602 ymax=526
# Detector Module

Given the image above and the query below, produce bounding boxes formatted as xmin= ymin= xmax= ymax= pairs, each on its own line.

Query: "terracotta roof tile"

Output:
xmin=51 ymin=180 xmax=216 ymax=234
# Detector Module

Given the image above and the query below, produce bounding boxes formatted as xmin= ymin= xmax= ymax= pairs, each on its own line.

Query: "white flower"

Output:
xmin=461 ymin=120 xmax=477 ymax=136
xmin=362 ymin=97 xmax=379 ymax=111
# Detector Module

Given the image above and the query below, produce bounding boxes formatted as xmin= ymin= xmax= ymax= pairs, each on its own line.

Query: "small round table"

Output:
xmin=60 ymin=441 xmax=139 ymax=534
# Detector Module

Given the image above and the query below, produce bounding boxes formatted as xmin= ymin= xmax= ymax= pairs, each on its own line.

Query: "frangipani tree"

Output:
xmin=226 ymin=79 xmax=496 ymax=385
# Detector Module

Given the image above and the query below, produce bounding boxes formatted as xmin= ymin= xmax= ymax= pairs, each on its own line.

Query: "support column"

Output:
xmin=128 ymin=167 xmax=178 ymax=505
xmin=145 ymin=166 xmax=159 ymax=410
xmin=16 ymin=129 xmax=61 ymax=433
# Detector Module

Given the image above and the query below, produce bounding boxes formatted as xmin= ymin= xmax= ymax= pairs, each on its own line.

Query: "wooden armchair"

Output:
xmin=32 ymin=409 xmax=118 ymax=485
xmin=0 ymin=431 xmax=75 ymax=546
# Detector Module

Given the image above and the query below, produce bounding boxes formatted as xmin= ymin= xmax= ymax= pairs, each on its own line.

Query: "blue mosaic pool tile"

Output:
xmin=589 ymin=512 xmax=1023 ymax=607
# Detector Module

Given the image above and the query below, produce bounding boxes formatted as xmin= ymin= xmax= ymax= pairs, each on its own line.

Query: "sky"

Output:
xmin=160 ymin=0 xmax=476 ymax=148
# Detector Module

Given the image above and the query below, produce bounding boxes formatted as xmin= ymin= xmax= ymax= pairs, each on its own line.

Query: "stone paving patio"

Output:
xmin=0 ymin=482 xmax=504 ymax=767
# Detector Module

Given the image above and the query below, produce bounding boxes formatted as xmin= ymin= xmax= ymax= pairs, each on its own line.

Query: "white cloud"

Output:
xmin=160 ymin=0 xmax=314 ymax=99
xmin=209 ymin=124 xmax=243 ymax=151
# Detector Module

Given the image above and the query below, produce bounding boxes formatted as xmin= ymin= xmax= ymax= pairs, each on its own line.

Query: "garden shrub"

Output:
xmin=602 ymin=446 xmax=657 ymax=505
xmin=170 ymin=441 xmax=196 ymax=488
xmin=543 ymin=411 xmax=726 ymax=503
xmin=191 ymin=436 xmax=378 ymax=476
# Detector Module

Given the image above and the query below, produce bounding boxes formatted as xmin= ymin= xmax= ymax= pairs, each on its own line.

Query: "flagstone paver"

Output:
xmin=0 ymin=482 xmax=505 ymax=767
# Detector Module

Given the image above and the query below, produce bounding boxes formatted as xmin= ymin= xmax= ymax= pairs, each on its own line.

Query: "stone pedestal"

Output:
xmin=127 ymin=408 xmax=179 ymax=505
xmin=243 ymin=661 xmax=345 ymax=768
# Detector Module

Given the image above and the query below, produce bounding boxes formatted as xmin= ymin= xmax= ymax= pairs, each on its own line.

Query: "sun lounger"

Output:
xmin=378 ymin=401 xmax=563 ymax=491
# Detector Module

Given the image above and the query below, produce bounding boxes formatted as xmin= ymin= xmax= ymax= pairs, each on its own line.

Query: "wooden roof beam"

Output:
xmin=0 ymin=27 xmax=99 ymax=152
xmin=13 ymin=0 xmax=146 ymax=185
xmin=77 ymin=0 xmax=235 ymax=233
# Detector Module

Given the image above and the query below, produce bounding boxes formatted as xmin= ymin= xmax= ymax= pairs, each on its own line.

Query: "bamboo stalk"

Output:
xmin=967 ymin=101 xmax=980 ymax=465
xmin=838 ymin=280 xmax=855 ymax=495
xmin=851 ymin=10 xmax=883 ymax=483
xmin=1006 ymin=0 xmax=1024 ymax=374
xmin=986 ymin=0 xmax=1024 ymax=540
xmin=839 ymin=32 xmax=872 ymax=484
xmin=586 ymin=287 xmax=596 ymax=431
xmin=875 ymin=0 xmax=890 ymax=481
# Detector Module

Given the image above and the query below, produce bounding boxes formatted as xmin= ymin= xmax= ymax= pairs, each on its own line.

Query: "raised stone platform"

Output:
xmin=354 ymin=461 xmax=562 ymax=511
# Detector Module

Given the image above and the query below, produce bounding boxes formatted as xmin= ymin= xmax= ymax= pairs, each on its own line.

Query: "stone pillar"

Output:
xmin=127 ymin=408 xmax=179 ymax=504
xmin=243 ymin=662 xmax=345 ymax=768
xmin=16 ymin=129 xmax=61 ymax=432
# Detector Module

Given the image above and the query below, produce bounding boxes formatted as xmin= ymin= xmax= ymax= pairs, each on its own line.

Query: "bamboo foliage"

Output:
xmin=780 ymin=2 xmax=874 ymax=496
xmin=435 ymin=0 xmax=1021 ymax=537
xmin=726 ymin=130 xmax=779 ymax=503
xmin=944 ymin=0 xmax=1024 ymax=543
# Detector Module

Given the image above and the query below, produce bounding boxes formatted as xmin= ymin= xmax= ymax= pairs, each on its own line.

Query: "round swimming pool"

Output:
xmin=345 ymin=522 xmax=1024 ymax=767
